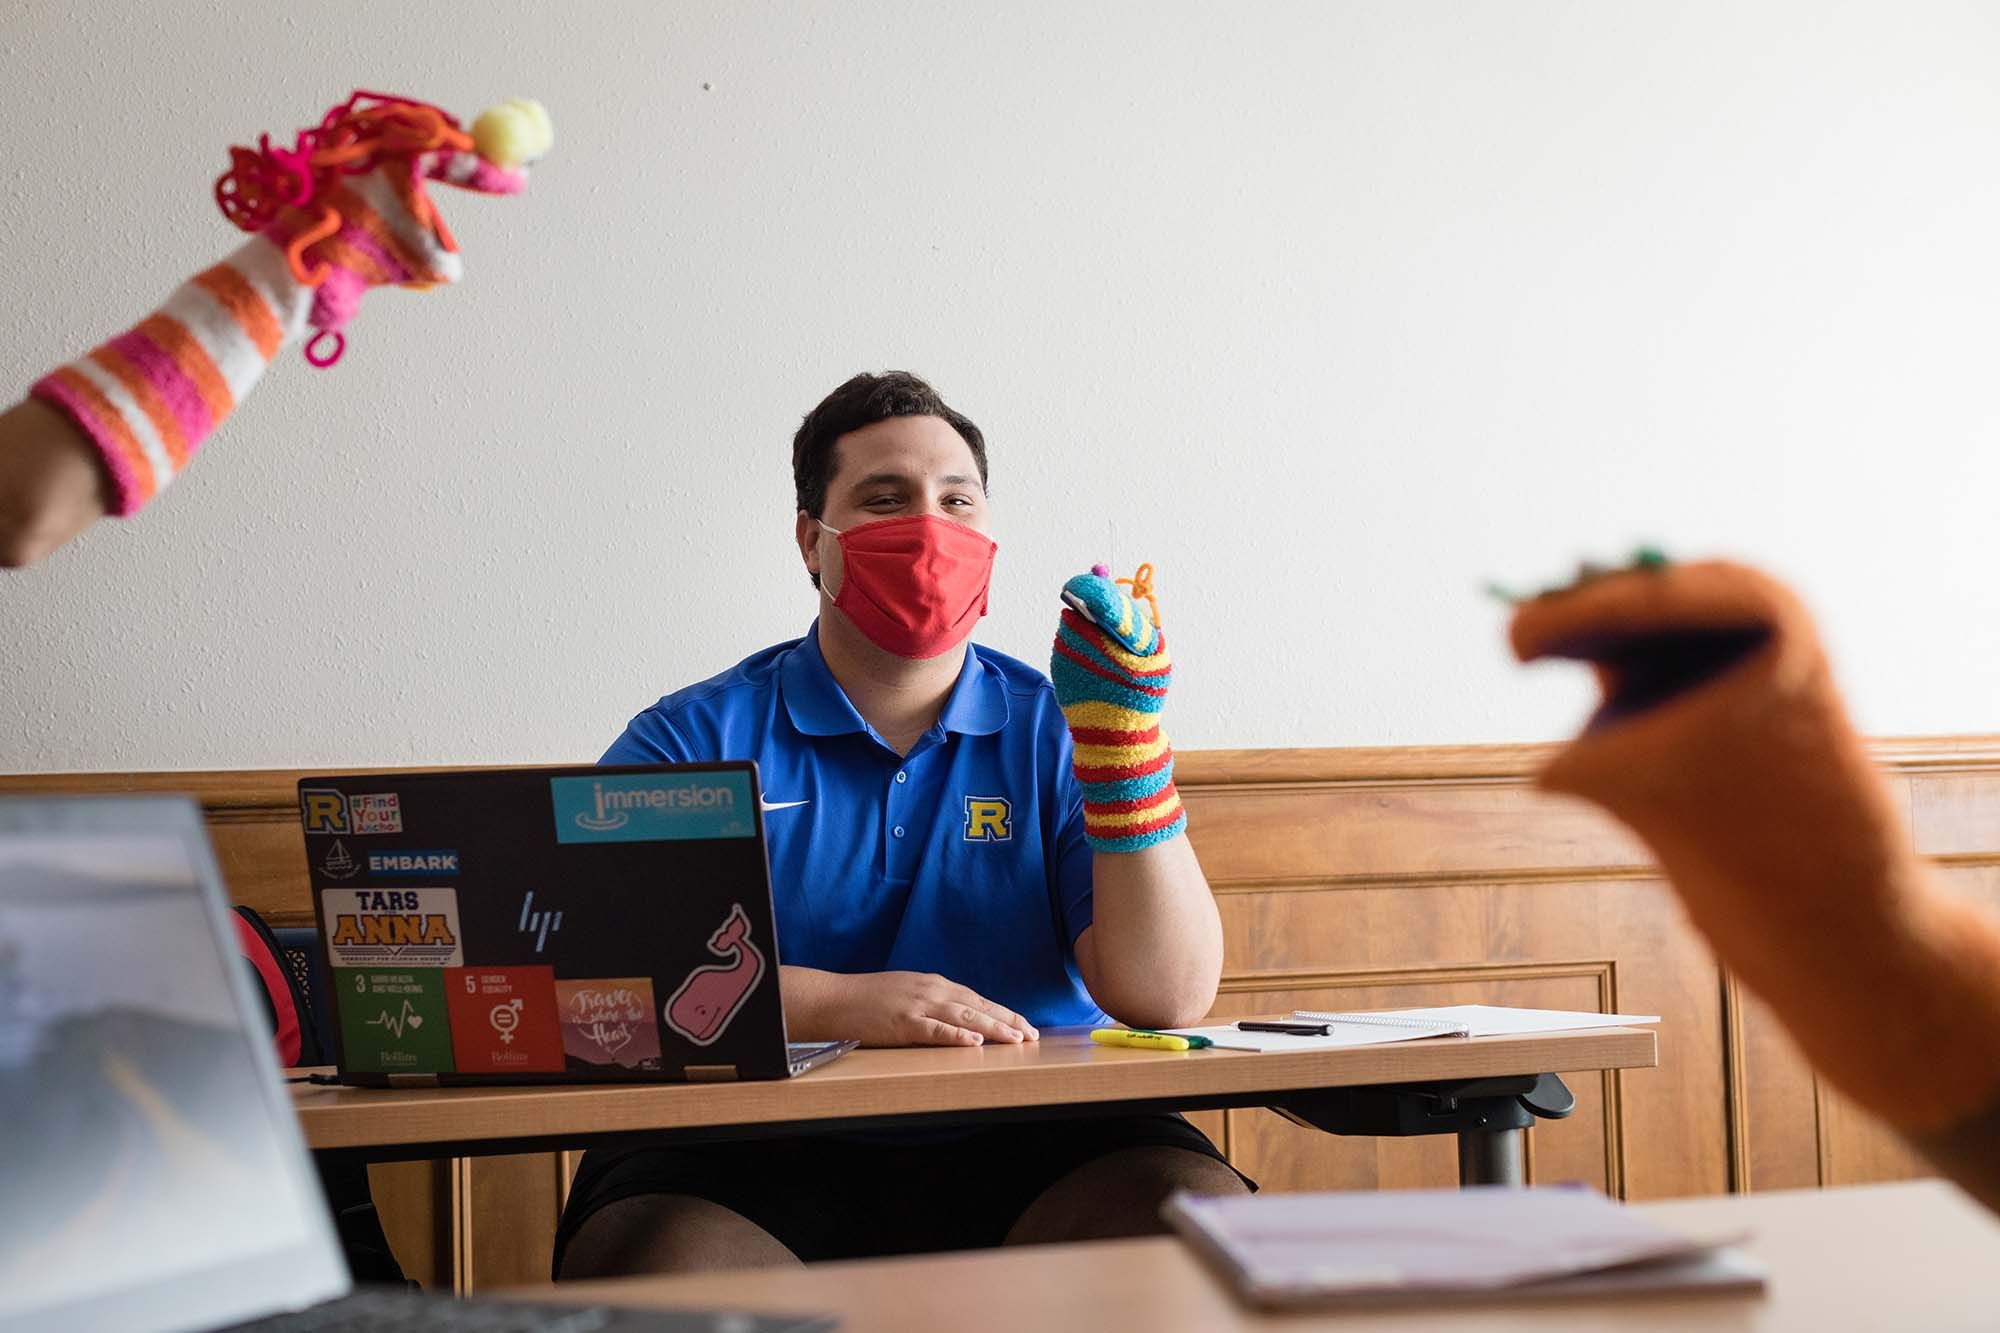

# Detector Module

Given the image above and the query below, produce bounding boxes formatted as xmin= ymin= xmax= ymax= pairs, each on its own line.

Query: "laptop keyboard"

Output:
xmin=230 ymin=1287 xmax=831 ymax=1332
xmin=232 ymin=1291 xmax=612 ymax=1332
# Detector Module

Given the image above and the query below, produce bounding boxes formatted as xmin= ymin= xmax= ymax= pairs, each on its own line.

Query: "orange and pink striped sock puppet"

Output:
xmin=31 ymin=91 xmax=548 ymax=516
xmin=1050 ymin=563 xmax=1186 ymax=852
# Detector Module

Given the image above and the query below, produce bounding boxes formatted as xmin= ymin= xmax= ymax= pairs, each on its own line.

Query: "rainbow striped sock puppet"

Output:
xmin=1050 ymin=562 xmax=1187 ymax=852
xmin=31 ymin=91 xmax=551 ymax=517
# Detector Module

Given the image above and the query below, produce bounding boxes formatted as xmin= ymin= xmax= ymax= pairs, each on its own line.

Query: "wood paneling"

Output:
xmin=367 ymin=1160 xmax=450 ymax=1290
xmin=9 ymin=734 xmax=1994 ymax=1290
xmin=461 ymin=1154 xmax=567 ymax=1291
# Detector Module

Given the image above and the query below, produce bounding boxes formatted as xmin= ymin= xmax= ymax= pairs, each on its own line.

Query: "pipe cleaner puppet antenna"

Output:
xmin=31 ymin=91 xmax=550 ymax=516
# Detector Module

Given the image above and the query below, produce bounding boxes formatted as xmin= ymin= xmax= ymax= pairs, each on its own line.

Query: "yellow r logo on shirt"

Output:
xmin=964 ymin=797 xmax=1012 ymax=843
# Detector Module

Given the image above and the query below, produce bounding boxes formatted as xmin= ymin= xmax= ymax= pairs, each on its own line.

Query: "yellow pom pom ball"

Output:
xmin=472 ymin=98 xmax=554 ymax=169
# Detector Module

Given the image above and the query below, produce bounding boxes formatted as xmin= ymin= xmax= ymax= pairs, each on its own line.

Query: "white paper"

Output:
xmin=1293 ymin=1005 xmax=1659 ymax=1038
xmin=1160 ymin=1022 xmax=1460 ymax=1052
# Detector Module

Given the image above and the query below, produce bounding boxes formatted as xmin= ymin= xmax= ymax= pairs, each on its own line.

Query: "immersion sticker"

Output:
xmin=550 ymin=772 xmax=756 ymax=844
xmin=322 ymin=888 xmax=464 ymax=968
xmin=554 ymin=977 xmax=662 ymax=1071
xmin=445 ymin=966 xmax=564 ymax=1073
xmin=337 ymin=968 xmax=453 ymax=1073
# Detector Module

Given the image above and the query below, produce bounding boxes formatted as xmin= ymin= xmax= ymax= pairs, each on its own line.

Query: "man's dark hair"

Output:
xmin=791 ymin=371 xmax=988 ymax=519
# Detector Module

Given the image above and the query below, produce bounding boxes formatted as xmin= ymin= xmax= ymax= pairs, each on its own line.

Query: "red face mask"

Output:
xmin=821 ymin=514 xmax=998 ymax=659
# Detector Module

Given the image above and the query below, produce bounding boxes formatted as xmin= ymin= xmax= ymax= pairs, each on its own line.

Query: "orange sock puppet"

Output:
xmin=1509 ymin=558 xmax=2000 ymax=1154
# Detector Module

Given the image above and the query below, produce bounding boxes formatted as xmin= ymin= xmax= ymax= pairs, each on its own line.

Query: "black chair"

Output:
xmin=272 ymin=925 xmax=337 ymax=1059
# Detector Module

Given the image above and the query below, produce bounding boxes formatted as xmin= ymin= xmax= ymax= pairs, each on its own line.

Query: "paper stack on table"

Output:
xmin=1163 ymin=1005 xmax=1659 ymax=1053
xmin=1164 ymin=1185 xmax=1762 ymax=1309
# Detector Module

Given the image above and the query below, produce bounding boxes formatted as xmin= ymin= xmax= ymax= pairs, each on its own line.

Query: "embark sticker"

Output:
xmin=366 ymin=849 xmax=459 ymax=877
xmin=445 ymin=966 xmax=564 ymax=1073
xmin=551 ymin=773 xmax=756 ymax=844
xmin=554 ymin=977 xmax=662 ymax=1071
xmin=336 ymin=969 xmax=453 ymax=1074
xmin=322 ymin=888 xmax=464 ymax=968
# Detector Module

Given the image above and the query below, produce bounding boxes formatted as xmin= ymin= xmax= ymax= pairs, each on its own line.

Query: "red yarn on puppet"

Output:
xmin=212 ymin=91 xmax=523 ymax=367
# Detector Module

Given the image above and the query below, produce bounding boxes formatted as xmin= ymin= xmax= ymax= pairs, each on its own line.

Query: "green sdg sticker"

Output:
xmin=336 ymin=968 xmax=455 ymax=1074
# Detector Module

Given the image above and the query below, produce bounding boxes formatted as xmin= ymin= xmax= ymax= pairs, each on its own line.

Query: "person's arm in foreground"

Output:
xmin=0 ymin=399 xmax=105 ymax=567
xmin=0 ymin=92 xmax=548 ymax=569
xmin=1510 ymin=554 xmax=2000 ymax=1214
xmin=1051 ymin=565 xmax=1223 ymax=1030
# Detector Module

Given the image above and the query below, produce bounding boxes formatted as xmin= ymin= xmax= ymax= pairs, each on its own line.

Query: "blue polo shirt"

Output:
xmin=601 ymin=622 xmax=1105 ymax=1028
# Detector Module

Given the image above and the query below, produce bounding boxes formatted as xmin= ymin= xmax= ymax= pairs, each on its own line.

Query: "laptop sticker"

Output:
xmin=300 ymin=789 xmax=403 ymax=836
xmin=322 ymin=888 xmax=464 ymax=968
xmin=320 ymin=839 xmax=359 ymax=879
xmin=445 ymin=966 xmax=563 ymax=1073
xmin=365 ymin=849 xmax=460 ymax=877
xmin=337 ymin=968 xmax=455 ymax=1073
xmin=550 ymin=773 xmax=757 ymax=844
xmin=664 ymin=903 xmax=765 ymax=1046
xmin=555 ymin=977 xmax=663 ymax=1071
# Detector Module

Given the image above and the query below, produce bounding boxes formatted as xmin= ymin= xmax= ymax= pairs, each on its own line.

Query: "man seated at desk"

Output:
xmin=554 ymin=371 xmax=1249 ymax=1277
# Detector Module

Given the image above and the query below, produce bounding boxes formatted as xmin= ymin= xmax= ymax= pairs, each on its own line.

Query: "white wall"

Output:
xmin=4 ymin=1 xmax=1999 ymax=772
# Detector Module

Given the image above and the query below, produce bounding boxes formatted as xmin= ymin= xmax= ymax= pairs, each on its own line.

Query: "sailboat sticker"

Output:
xmin=321 ymin=840 xmax=358 ymax=880
xmin=664 ymin=904 xmax=765 ymax=1046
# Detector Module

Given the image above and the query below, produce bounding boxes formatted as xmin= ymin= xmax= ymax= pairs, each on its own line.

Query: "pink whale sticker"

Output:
xmin=664 ymin=903 xmax=765 ymax=1047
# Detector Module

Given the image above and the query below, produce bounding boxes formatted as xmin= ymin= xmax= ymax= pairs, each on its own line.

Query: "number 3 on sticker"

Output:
xmin=355 ymin=974 xmax=365 ymax=994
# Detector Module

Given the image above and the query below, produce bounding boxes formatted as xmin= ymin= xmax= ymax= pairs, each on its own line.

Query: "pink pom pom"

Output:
xmin=1091 ymin=563 xmax=1110 ymax=577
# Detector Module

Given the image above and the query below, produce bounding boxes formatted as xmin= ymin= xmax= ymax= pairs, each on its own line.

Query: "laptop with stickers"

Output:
xmin=295 ymin=763 xmax=854 ymax=1086
xmin=0 ymin=795 xmax=834 ymax=1332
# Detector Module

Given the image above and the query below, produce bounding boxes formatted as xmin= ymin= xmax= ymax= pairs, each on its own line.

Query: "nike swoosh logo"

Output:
xmin=760 ymin=800 xmax=811 ymax=812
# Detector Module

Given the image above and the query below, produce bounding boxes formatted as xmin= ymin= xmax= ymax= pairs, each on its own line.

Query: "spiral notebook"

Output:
xmin=1164 ymin=1186 xmax=1763 ymax=1309
xmin=1162 ymin=1005 xmax=1659 ymax=1053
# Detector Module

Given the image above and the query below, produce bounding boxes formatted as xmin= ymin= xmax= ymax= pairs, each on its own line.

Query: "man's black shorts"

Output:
xmin=552 ymin=1112 xmax=1253 ymax=1275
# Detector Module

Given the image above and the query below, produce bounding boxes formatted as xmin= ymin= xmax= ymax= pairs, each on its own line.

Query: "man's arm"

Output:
xmin=1048 ymin=564 xmax=1222 ymax=1031
xmin=0 ymin=398 xmax=109 ymax=568
xmin=1074 ymin=835 xmax=1222 ymax=1030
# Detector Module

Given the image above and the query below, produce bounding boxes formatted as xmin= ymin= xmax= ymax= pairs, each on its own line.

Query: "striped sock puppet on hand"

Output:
xmin=1050 ymin=562 xmax=1187 ymax=852
xmin=30 ymin=91 xmax=548 ymax=517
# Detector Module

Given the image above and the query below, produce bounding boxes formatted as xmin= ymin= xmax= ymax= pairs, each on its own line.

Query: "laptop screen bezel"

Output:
xmin=0 ymin=795 xmax=352 ymax=1333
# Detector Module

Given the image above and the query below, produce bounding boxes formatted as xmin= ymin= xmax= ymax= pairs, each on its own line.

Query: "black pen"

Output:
xmin=1236 ymin=1020 xmax=1330 ymax=1035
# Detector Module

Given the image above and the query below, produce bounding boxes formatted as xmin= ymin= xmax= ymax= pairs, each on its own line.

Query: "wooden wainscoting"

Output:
xmin=6 ymin=736 xmax=1996 ymax=1291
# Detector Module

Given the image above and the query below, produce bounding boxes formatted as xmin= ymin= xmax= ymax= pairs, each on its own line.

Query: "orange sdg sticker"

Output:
xmin=444 ymin=966 xmax=563 ymax=1073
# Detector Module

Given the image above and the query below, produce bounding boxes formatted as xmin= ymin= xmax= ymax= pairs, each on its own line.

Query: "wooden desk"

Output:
xmin=294 ymin=1026 xmax=1656 ymax=1178
xmin=546 ymin=1179 xmax=1996 ymax=1331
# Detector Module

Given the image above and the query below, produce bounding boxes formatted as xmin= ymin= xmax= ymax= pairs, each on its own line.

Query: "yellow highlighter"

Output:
xmin=1090 ymin=1028 xmax=1205 ymax=1052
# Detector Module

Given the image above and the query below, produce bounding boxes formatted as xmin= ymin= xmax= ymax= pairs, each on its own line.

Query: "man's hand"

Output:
xmin=780 ymin=965 xmax=1039 ymax=1047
